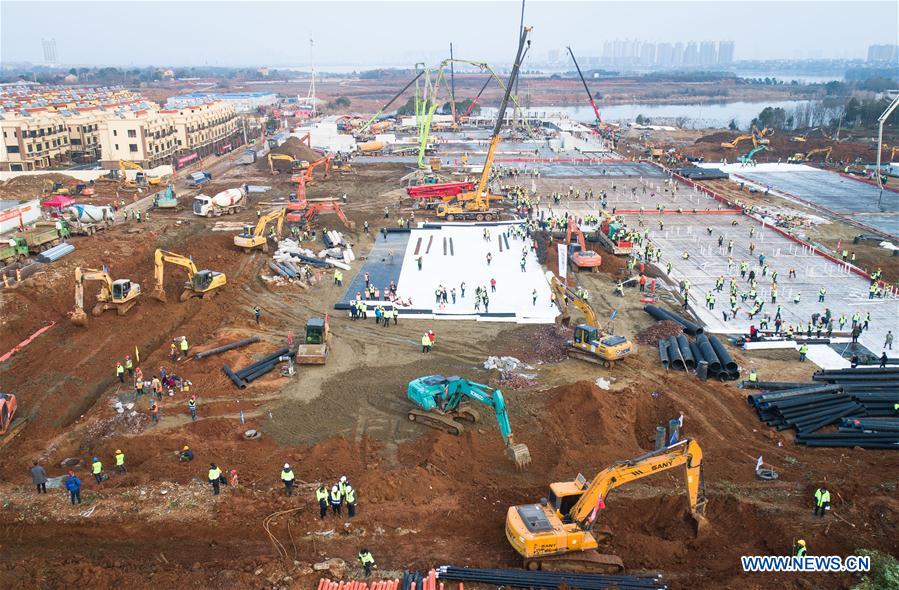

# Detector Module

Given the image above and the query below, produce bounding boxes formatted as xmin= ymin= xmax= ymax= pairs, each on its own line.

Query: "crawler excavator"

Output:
xmin=549 ymin=274 xmax=634 ymax=367
xmin=436 ymin=26 xmax=531 ymax=222
xmin=234 ymin=208 xmax=285 ymax=252
xmin=152 ymin=249 xmax=227 ymax=303
xmin=407 ymin=375 xmax=531 ymax=468
xmin=268 ymin=153 xmax=308 ymax=175
xmin=505 ymin=438 xmax=707 ymax=572
xmin=565 ymin=218 xmax=602 ymax=271
xmin=71 ymin=267 xmax=142 ymax=326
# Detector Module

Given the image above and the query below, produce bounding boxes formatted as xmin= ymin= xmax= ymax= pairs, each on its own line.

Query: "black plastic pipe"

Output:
xmin=658 ymin=340 xmax=669 ymax=369
xmin=695 ymin=334 xmax=722 ymax=373
xmin=234 ymin=347 xmax=290 ymax=378
xmin=644 ymin=304 xmax=704 ymax=335
xmin=708 ymin=335 xmax=738 ymax=372
xmin=676 ymin=334 xmax=695 ymax=370
xmin=194 ymin=336 xmax=260 ymax=360
xmin=223 ymin=364 xmax=247 ymax=389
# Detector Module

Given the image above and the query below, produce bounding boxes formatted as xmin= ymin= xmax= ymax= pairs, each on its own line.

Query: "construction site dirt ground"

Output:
xmin=1 ymin=160 xmax=897 ymax=590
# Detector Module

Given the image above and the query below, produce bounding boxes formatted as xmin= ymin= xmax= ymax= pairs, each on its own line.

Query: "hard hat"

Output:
xmin=125 ymin=355 xmax=130 ymax=359
xmin=68 ymin=471 xmax=75 ymax=476
xmin=283 ymin=463 xmax=290 ymax=469
xmin=346 ymin=485 xmax=353 ymax=492
xmin=340 ymin=475 xmax=347 ymax=483
xmin=230 ymin=469 xmax=237 ymax=474
xmin=183 ymin=446 xmax=190 ymax=451
xmin=92 ymin=456 xmax=99 ymax=461
xmin=332 ymin=485 xmax=338 ymax=491
xmin=116 ymin=449 xmax=121 ymax=454
xmin=797 ymin=539 xmax=806 ymax=547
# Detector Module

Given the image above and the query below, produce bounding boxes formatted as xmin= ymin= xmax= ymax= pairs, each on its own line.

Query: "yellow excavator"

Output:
xmin=505 ymin=438 xmax=707 ymax=572
xmin=119 ymin=160 xmax=164 ymax=186
xmin=549 ymin=274 xmax=634 ymax=368
xmin=71 ymin=267 xmax=142 ymax=326
xmin=788 ymin=146 xmax=832 ymax=163
xmin=152 ymin=249 xmax=227 ymax=303
xmin=436 ymin=27 xmax=531 ymax=222
xmin=234 ymin=208 xmax=285 ymax=252
xmin=720 ymin=134 xmax=753 ymax=149
xmin=268 ymin=153 xmax=308 ymax=175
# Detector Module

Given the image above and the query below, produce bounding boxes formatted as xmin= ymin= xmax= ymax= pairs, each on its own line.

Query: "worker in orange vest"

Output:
xmin=639 ymin=274 xmax=646 ymax=292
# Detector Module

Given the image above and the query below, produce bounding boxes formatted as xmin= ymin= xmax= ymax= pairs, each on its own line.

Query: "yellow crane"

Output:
xmin=436 ymin=26 xmax=531 ymax=222
xmin=152 ymin=249 xmax=227 ymax=303
xmin=505 ymin=438 xmax=707 ymax=573
xmin=268 ymin=153 xmax=308 ymax=175
xmin=71 ymin=267 xmax=142 ymax=326
xmin=234 ymin=208 xmax=285 ymax=252
xmin=549 ymin=275 xmax=634 ymax=367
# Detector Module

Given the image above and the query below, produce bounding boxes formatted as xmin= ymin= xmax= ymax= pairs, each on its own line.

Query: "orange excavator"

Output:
xmin=286 ymin=176 xmax=354 ymax=230
xmin=565 ymin=218 xmax=602 ymax=271
xmin=303 ymin=155 xmax=332 ymax=185
xmin=0 ymin=393 xmax=26 ymax=446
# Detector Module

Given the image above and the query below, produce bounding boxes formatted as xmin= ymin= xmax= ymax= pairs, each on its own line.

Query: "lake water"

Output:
xmin=482 ymin=100 xmax=822 ymax=129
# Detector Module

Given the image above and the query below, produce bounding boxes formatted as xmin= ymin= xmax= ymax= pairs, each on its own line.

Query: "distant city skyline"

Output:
xmin=1 ymin=1 xmax=897 ymax=68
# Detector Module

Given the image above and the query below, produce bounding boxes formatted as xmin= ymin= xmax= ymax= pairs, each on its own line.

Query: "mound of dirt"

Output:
xmin=635 ymin=320 xmax=684 ymax=345
xmin=267 ymin=137 xmax=324 ymax=168
xmin=1 ymin=173 xmax=78 ymax=199
xmin=695 ymin=131 xmax=734 ymax=144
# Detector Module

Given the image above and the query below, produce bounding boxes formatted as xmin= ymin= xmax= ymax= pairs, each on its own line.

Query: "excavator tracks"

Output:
xmin=524 ymin=550 xmax=625 ymax=574
xmin=407 ymin=409 xmax=465 ymax=436
xmin=567 ymin=348 xmax=613 ymax=368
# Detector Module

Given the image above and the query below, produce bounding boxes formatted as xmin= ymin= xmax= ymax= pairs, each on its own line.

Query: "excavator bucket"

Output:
xmin=508 ymin=443 xmax=531 ymax=469
xmin=691 ymin=511 xmax=708 ymax=536
xmin=70 ymin=308 xmax=89 ymax=327
xmin=152 ymin=288 xmax=167 ymax=303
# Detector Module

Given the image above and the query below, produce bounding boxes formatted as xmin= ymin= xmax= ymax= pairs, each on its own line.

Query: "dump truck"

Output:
xmin=0 ymin=237 xmax=29 ymax=265
xmin=193 ymin=187 xmax=246 ymax=217
xmin=16 ymin=220 xmax=71 ymax=253
xmin=186 ymin=171 xmax=212 ymax=187
xmin=65 ymin=204 xmax=115 ymax=236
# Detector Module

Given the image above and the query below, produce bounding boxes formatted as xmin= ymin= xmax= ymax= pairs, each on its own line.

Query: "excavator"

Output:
xmin=751 ymin=125 xmax=773 ymax=146
xmin=152 ymin=249 xmax=227 ymax=303
xmin=505 ymin=438 xmax=707 ymax=572
xmin=268 ymin=153 xmax=308 ymax=175
xmin=788 ymin=146 xmax=832 ymax=163
xmin=565 ymin=218 xmax=602 ymax=271
xmin=549 ymin=274 xmax=634 ymax=368
xmin=0 ymin=392 xmax=27 ymax=447
xmin=303 ymin=155 xmax=332 ymax=185
xmin=71 ymin=267 xmax=142 ymax=326
xmin=720 ymin=134 xmax=753 ymax=149
xmin=119 ymin=160 xmax=165 ymax=186
xmin=436 ymin=26 xmax=531 ymax=222
xmin=234 ymin=208 xmax=285 ymax=252
xmin=739 ymin=144 xmax=769 ymax=164
xmin=406 ymin=375 xmax=531 ymax=468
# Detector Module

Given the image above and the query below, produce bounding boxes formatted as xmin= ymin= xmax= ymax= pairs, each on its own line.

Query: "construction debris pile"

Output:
xmin=266 ymin=233 xmax=355 ymax=285
xmin=435 ymin=566 xmax=668 ymax=590
xmin=635 ymin=320 xmax=684 ymax=345
xmin=746 ymin=368 xmax=899 ymax=449
xmin=483 ymin=356 xmax=537 ymax=390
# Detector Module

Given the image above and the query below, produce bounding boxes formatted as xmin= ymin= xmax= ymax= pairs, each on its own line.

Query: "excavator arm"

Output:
xmin=304 ymin=155 xmax=332 ymax=183
xmin=550 ymin=275 xmax=598 ymax=328
xmin=569 ymin=439 xmax=706 ymax=529
xmin=153 ymin=249 xmax=197 ymax=302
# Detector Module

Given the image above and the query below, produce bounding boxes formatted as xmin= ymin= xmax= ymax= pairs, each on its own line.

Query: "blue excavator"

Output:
xmin=407 ymin=375 xmax=531 ymax=468
xmin=739 ymin=144 xmax=769 ymax=164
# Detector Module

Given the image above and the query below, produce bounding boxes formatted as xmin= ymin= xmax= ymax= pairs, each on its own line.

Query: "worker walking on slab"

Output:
xmin=885 ymin=331 xmax=894 ymax=350
xmin=65 ymin=471 xmax=82 ymax=505
xmin=814 ymin=486 xmax=831 ymax=517
xmin=330 ymin=485 xmax=342 ymax=516
xmin=281 ymin=463 xmax=295 ymax=496
xmin=114 ymin=449 xmax=126 ymax=474
xmin=208 ymin=463 xmax=222 ymax=495
xmin=91 ymin=456 xmax=103 ymax=484
xmin=358 ymin=548 xmax=376 ymax=577
xmin=818 ymin=288 xmax=826 ymax=303
xmin=316 ymin=484 xmax=329 ymax=519
xmin=798 ymin=343 xmax=808 ymax=362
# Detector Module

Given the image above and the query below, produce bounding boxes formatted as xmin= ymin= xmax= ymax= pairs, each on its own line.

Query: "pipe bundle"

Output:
xmin=656 ymin=333 xmax=740 ymax=381
xmin=747 ymin=369 xmax=899 ymax=449
xmin=436 ymin=566 xmax=667 ymax=590
xmin=317 ymin=580 xmax=402 ymax=590
xmin=644 ymin=304 xmax=703 ymax=335
xmin=37 ymin=242 xmax=75 ymax=262
xmin=223 ymin=347 xmax=294 ymax=389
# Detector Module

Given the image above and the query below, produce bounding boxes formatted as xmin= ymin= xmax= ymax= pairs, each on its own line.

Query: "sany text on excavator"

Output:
xmin=71 ymin=267 xmax=142 ymax=327
xmin=549 ymin=274 xmax=634 ymax=367
xmin=407 ymin=375 xmax=531 ymax=468
xmin=152 ymin=249 xmax=227 ymax=303
xmin=436 ymin=26 xmax=531 ymax=222
xmin=505 ymin=438 xmax=707 ymax=572
xmin=234 ymin=208 xmax=285 ymax=252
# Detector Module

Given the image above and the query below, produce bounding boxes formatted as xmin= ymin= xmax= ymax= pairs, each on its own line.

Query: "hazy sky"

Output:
xmin=2 ymin=0 xmax=896 ymax=68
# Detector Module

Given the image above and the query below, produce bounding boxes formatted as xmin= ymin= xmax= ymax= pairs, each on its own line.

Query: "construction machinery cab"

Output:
xmin=0 ymin=393 xmax=17 ymax=435
xmin=112 ymin=279 xmax=134 ymax=300
xmin=192 ymin=270 xmax=218 ymax=291
xmin=305 ymin=317 xmax=326 ymax=344
xmin=573 ymin=325 xmax=598 ymax=345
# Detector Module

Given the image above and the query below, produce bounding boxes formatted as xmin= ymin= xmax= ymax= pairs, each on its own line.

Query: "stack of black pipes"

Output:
xmin=223 ymin=347 xmax=295 ymax=389
xmin=435 ymin=566 xmax=668 ymax=590
xmin=646 ymin=305 xmax=739 ymax=381
xmin=745 ymin=367 xmax=899 ymax=449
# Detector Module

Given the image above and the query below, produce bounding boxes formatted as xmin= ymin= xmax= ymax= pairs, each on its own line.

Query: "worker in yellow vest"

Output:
xmin=798 ymin=343 xmax=808 ymax=362
xmin=345 ymin=484 xmax=357 ymax=518
xmin=748 ymin=368 xmax=758 ymax=383
xmin=116 ymin=362 xmax=125 ymax=383
xmin=281 ymin=463 xmax=295 ymax=496
xmin=179 ymin=337 xmax=189 ymax=360
xmin=124 ymin=355 xmax=134 ymax=378
xmin=91 ymin=456 xmax=103 ymax=484
xmin=208 ymin=463 xmax=222 ymax=495
xmin=358 ymin=548 xmax=376 ymax=577
xmin=813 ymin=486 xmax=831 ymax=517
xmin=315 ymin=484 xmax=329 ymax=519
xmin=114 ymin=449 xmax=126 ymax=474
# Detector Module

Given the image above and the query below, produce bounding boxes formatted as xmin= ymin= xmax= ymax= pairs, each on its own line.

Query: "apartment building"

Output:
xmin=65 ymin=107 xmax=108 ymax=162
xmin=97 ymin=107 xmax=178 ymax=169
xmin=0 ymin=109 xmax=70 ymax=171
xmin=163 ymin=100 xmax=240 ymax=165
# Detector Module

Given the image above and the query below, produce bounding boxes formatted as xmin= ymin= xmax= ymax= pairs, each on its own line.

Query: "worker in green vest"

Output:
xmin=116 ymin=362 xmax=125 ymax=383
xmin=208 ymin=463 xmax=222 ymax=495
xmin=330 ymin=485 xmax=342 ymax=516
xmin=813 ymin=486 xmax=831 ymax=517
xmin=798 ymin=343 xmax=808 ymax=362
xmin=91 ymin=456 xmax=103 ymax=484
xmin=315 ymin=484 xmax=329 ymax=519
xmin=114 ymin=449 xmax=126 ymax=474
xmin=358 ymin=548 xmax=376 ymax=577
xmin=179 ymin=337 xmax=189 ymax=360
xmin=795 ymin=539 xmax=807 ymax=557
xmin=124 ymin=355 xmax=133 ymax=378
xmin=281 ymin=463 xmax=295 ymax=496
xmin=345 ymin=484 xmax=357 ymax=518
xmin=748 ymin=368 xmax=758 ymax=383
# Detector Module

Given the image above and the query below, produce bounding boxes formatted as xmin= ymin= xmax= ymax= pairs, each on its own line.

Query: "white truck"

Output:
xmin=65 ymin=204 xmax=116 ymax=235
xmin=192 ymin=187 xmax=246 ymax=217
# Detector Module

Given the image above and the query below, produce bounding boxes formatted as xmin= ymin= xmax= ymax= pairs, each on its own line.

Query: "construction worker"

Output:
xmin=885 ymin=330 xmax=894 ymax=350
xmin=254 ymin=306 xmax=261 ymax=324
xmin=421 ymin=333 xmax=432 ymax=353
xmin=149 ymin=399 xmax=159 ymax=424
xmin=116 ymin=362 xmax=125 ymax=383
xmin=124 ymin=355 xmax=134 ymax=378
xmin=170 ymin=342 xmax=178 ymax=361
xmin=188 ymin=396 xmax=197 ymax=421
xmin=793 ymin=292 xmax=801 ymax=304
xmin=179 ymin=336 xmax=189 ymax=359
xmin=281 ymin=463 xmax=295 ymax=496
xmin=795 ymin=539 xmax=807 ymax=557
xmin=818 ymin=287 xmax=826 ymax=303
xmin=358 ymin=548 xmax=376 ymax=577
xmin=814 ymin=485 xmax=831 ymax=517
xmin=748 ymin=368 xmax=758 ymax=384
xmin=208 ymin=463 xmax=222 ymax=495
xmin=330 ymin=484 xmax=342 ymax=516
xmin=65 ymin=471 xmax=82 ymax=505
xmin=91 ymin=456 xmax=103 ymax=484
xmin=338 ymin=475 xmax=348 ymax=501
xmin=228 ymin=469 xmax=239 ymax=488
xmin=316 ymin=484 xmax=329 ymax=519
xmin=114 ymin=449 xmax=126 ymax=474
xmin=31 ymin=461 xmax=48 ymax=494
xmin=179 ymin=445 xmax=194 ymax=462
xmin=345 ymin=484 xmax=357 ymax=518
xmin=798 ymin=343 xmax=808 ymax=362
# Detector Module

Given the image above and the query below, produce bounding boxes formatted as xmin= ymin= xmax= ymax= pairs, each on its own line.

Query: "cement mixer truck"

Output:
xmin=65 ymin=204 xmax=115 ymax=236
xmin=192 ymin=187 xmax=246 ymax=217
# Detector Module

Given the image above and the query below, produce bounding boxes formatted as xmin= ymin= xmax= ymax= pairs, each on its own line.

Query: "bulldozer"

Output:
xmin=152 ymin=249 xmax=226 ymax=303
xmin=71 ymin=267 xmax=142 ymax=326
xmin=406 ymin=375 xmax=531 ymax=468
xmin=549 ymin=274 xmax=634 ymax=368
xmin=295 ymin=316 xmax=331 ymax=364
xmin=505 ymin=438 xmax=707 ymax=572
xmin=234 ymin=208 xmax=285 ymax=252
